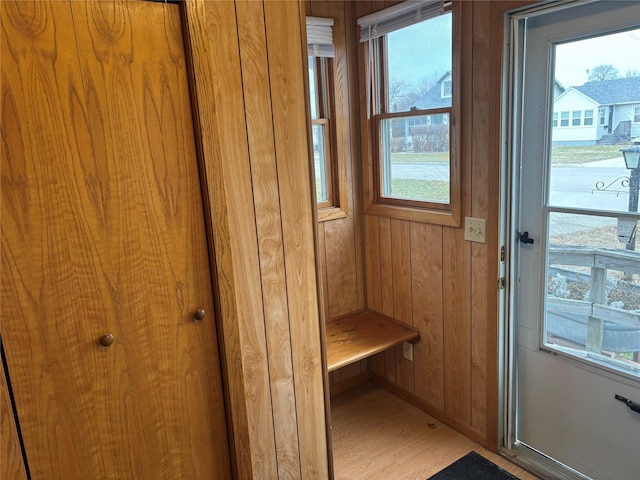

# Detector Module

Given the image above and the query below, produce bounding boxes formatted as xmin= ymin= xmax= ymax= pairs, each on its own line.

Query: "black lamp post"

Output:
xmin=620 ymin=139 xmax=640 ymax=250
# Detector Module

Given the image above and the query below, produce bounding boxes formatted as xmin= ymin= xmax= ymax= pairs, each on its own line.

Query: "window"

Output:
xmin=308 ymin=56 xmax=333 ymax=205
xmin=583 ymin=109 xmax=593 ymax=126
xmin=442 ymin=79 xmax=452 ymax=98
xmin=552 ymin=112 xmax=558 ymax=127
xmin=571 ymin=111 xmax=581 ymax=126
xmin=358 ymin=0 xmax=459 ymax=225
xmin=560 ymin=111 xmax=569 ymax=127
xmin=634 ymin=106 xmax=640 ymax=123
xmin=306 ymin=16 xmax=347 ymax=219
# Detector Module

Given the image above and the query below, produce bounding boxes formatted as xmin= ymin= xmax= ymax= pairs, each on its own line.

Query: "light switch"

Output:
xmin=465 ymin=217 xmax=486 ymax=243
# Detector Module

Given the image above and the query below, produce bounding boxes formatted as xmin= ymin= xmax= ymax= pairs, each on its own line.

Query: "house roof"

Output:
xmin=574 ymin=76 xmax=640 ymax=105
xmin=413 ymin=71 xmax=452 ymax=110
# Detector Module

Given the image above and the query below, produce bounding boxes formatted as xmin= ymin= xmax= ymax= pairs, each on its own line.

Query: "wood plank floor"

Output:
xmin=331 ymin=382 xmax=539 ymax=480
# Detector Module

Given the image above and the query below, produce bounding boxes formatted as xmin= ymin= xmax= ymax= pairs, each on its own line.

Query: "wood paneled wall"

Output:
xmin=357 ymin=0 xmax=499 ymax=449
xmin=306 ymin=0 xmax=369 ymax=388
xmin=314 ymin=0 xmax=530 ymax=450
xmin=183 ymin=1 xmax=328 ymax=478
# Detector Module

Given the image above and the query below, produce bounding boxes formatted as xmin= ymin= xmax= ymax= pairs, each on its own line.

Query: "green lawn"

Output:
xmin=390 ymin=152 xmax=449 ymax=163
xmin=390 ymin=178 xmax=449 ymax=202
xmin=550 ymin=144 xmax=626 ymax=164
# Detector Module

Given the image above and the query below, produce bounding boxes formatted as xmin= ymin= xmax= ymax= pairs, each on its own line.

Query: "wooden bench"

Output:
xmin=325 ymin=309 xmax=420 ymax=372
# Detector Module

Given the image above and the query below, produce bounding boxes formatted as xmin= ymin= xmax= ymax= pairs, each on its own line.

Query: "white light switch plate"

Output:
xmin=465 ymin=217 xmax=486 ymax=243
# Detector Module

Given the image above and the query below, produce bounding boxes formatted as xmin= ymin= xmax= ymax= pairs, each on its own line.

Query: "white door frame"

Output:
xmin=500 ymin=2 xmax=640 ymax=478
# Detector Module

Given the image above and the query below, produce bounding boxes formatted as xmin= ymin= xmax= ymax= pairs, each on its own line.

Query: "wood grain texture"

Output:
xmin=391 ymin=219 xmax=414 ymax=393
xmin=263 ymin=1 xmax=329 ymax=477
xmin=308 ymin=0 xmax=364 ymax=324
xmin=469 ymin=0 xmax=489 ymax=437
xmin=331 ymin=383 xmax=539 ymax=480
xmin=443 ymin=225 xmax=472 ymax=426
xmin=183 ymin=1 xmax=278 ymax=477
xmin=235 ymin=1 xmax=302 ymax=477
xmin=356 ymin=0 xmax=503 ymax=449
xmin=411 ymin=222 xmax=445 ymax=410
xmin=1 ymin=1 xmax=231 ymax=478
xmin=326 ymin=310 xmax=420 ymax=372
xmin=1 ymin=363 xmax=27 ymax=480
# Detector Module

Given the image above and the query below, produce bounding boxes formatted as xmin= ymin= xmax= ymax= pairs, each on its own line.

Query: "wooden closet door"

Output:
xmin=0 ymin=1 xmax=231 ymax=478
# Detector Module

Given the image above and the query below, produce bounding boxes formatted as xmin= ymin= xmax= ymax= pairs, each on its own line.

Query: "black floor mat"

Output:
xmin=427 ymin=451 xmax=520 ymax=480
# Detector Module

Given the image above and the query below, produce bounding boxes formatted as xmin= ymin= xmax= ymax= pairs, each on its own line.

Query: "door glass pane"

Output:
xmin=545 ymin=212 xmax=640 ymax=377
xmin=549 ymin=28 xmax=640 ymax=212
xmin=545 ymin=28 xmax=640 ymax=377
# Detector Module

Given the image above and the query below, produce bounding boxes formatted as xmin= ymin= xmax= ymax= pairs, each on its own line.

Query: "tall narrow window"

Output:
xmin=307 ymin=17 xmax=335 ymax=208
xmin=358 ymin=0 xmax=459 ymax=225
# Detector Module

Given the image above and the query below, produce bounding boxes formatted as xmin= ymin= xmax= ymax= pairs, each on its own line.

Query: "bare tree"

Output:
xmin=625 ymin=69 xmax=640 ymax=78
xmin=588 ymin=64 xmax=620 ymax=82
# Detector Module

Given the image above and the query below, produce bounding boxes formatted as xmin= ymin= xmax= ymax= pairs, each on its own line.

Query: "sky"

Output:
xmin=554 ymin=28 xmax=640 ymax=87
xmin=387 ymin=13 xmax=452 ymax=91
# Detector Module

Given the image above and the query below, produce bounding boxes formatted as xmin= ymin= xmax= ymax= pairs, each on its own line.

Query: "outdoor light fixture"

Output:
xmin=621 ymin=139 xmax=640 ymax=170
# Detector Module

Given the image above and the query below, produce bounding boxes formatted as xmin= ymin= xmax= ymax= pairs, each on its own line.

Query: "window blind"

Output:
xmin=358 ymin=0 xmax=451 ymax=42
xmin=307 ymin=16 xmax=335 ymax=58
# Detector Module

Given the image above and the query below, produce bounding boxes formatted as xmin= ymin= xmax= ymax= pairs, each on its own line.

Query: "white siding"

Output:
xmin=552 ymin=89 xmax=598 ymax=145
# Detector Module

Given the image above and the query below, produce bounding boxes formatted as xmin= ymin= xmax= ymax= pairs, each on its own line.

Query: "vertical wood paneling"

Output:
xmin=411 ymin=223 xmax=445 ymax=410
xmin=392 ymin=219 xmax=414 ymax=393
xmin=263 ymin=2 xmax=328 ymax=477
xmin=235 ymin=2 xmax=301 ymax=476
xmin=317 ymin=222 xmax=331 ymax=322
xmin=364 ymin=215 xmax=382 ymax=312
xmin=184 ymin=1 xmax=281 ymax=477
xmin=364 ymin=214 xmax=386 ymax=375
xmin=379 ymin=217 xmax=397 ymax=382
xmin=356 ymin=0 xmax=501 ymax=449
xmin=325 ymin=218 xmax=359 ymax=317
xmin=443 ymin=227 xmax=472 ymax=425
xmin=309 ymin=0 xmax=363 ymax=322
xmin=470 ymin=0 xmax=489 ymax=436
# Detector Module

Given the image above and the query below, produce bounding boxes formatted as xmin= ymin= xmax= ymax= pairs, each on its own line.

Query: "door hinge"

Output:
xmin=498 ymin=277 xmax=506 ymax=290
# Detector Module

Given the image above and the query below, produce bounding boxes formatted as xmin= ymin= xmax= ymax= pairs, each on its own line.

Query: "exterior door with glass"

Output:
xmin=512 ymin=2 xmax=640 ymax=479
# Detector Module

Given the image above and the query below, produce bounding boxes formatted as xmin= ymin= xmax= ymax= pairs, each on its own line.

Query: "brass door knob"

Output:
xmin=193 ymin=309 xmax=206 ymax=321
xmin=98 ymin=334 xmax=114 ymax=347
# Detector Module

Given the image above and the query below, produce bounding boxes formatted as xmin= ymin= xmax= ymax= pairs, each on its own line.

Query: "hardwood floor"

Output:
xmin=331 ymin=382 xmax=539 ymax=480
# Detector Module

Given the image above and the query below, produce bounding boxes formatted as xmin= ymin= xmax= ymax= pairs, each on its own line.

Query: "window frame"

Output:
xmin=571 ymin=110 xmax=581 ymax=126
xmin=360 ymin=2 xmax=461 ymax=226
xmin=583 ymin=109 xmax=594 ymax=126
xmin=634 ymin=106 xmax=640 ymax=123
xmin=309 ymin=56 xmax=336 ymax=209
